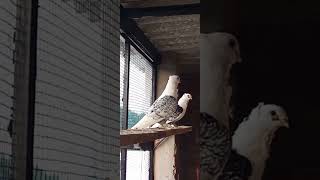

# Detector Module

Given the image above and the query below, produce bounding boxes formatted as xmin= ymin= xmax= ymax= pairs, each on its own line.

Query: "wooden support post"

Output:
xmin=153 ymin=52 xmax=180 ymax=180
xmin=154 ymin=135 xmax=177 ymax=180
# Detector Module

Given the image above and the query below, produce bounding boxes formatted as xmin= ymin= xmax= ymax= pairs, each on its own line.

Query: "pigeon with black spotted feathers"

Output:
xmin=131 ymin=75 xmax=181 ymax=129
xmin=151 ymin=93 xmax=192 ymax=149
xmin=152 ymin=93 xmax=192 ymax=128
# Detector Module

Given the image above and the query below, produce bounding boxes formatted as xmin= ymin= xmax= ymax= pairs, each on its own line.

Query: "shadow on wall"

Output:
xmin=175 ymin=63 xmax=200 ymax=180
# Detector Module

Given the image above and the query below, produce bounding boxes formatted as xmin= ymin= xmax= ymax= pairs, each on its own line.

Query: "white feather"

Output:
xmin=158 ymin=75 xmax=180 ymax=99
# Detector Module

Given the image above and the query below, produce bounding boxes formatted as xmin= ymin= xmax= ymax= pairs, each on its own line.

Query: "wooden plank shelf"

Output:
xmin=120 ymin=126 xmax=192 ymax=146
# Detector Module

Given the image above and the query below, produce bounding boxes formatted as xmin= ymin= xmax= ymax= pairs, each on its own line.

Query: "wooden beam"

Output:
xmin=120 ymin=126 xmax=192 ymax=146
xmin=140 ymin=21 xmax=199 ymax=34
xmin=137 ymin=15 xmax=198 ymax=25
xmin=121 ymin=0 xmax=199 ymax=7
xmin=143 ymin=25 xmax=199 ymax=34
xmin=159 ymin=42 xmax=199 ymax=51
xmin=123 ymin=3 xmax=200 ymax=18
xmin=145 ymin=29 xmax=199 ymax=40
xmin=155 ymin=36 xmax=199 ymax=46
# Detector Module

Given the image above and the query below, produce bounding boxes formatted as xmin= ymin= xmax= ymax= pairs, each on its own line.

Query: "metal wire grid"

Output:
xmin=120 ymin=36 xmax=127 ymax=131
xmin=0 ymin=0 xmax=17 ymax=179
xmin=119 ymin=36 xmax=128 ymax=180
xmin=33 ymin=0 xmax=120 ymax=180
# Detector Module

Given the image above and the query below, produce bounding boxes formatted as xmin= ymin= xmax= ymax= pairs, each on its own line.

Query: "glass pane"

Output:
xmin=126 ymin=150 xmax=150 ymax=180
xmin=127 ymin=46 xmax=153 ymax=128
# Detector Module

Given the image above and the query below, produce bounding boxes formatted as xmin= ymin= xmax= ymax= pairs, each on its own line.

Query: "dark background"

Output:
xmin=202 ymin=0 xmax=320 ymax=179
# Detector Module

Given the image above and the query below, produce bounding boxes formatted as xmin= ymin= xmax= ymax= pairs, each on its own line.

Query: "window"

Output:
xmin=127 ymin=45 xmax=153 ymax=128
xmin=120 ymin=35 xmax=155 ymax=180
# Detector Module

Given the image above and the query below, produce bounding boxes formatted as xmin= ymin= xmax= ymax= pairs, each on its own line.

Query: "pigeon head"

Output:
xmin=185 ymin=93 xmax=192 ymax=100
xmin=168 ymin=75 xmax=181 ymax=85
xmin=178 ymin=93 xmax=192 ymax=110
xmin=179 ymin=93 xmax=192 ymax=103
xmin=248 ymin=102 xmax=289 ymax=133
xmin=161 ymin=75 xmax=181 ymax=98
xmin=269 ymin=107 xmax=289 ymax=129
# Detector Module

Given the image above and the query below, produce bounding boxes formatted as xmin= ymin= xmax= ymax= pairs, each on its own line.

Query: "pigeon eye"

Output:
xmin=271 ymin=110 xmax=280 ymax=121
xmin=229 ymin=39 xmax=236 ymax=48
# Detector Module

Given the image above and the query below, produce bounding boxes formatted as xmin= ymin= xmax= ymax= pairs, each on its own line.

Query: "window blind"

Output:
xmin=127 ymin=45 xmax=153 ymax=128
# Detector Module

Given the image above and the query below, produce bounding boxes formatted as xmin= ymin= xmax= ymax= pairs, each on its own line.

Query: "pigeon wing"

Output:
xmin=200 ymin=112 xmax=232 ymax=179
xmin=218 ymin=150 xmax=252 ymax=180
xmin=151 ymin=95 xmax=178 ymax=119
xmin=132 ymin=96 xmax=177 ymax=129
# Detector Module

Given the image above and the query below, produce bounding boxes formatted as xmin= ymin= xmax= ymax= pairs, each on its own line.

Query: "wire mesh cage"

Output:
xmin=120 ymin=36 xmax=127 ymax=131
xmin=33 ymin=0 xmax=120 ymax=179
xmin=0 ymin=0 xmax=18 ymax=179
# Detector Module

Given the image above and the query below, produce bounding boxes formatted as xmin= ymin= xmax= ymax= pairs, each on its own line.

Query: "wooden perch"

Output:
xmin=120 ymin=126 xmax=192 ymax=147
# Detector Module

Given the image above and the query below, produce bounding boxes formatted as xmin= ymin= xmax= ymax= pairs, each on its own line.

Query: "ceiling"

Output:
xmin=121 ymin=0 xmax=199 ymax=8
xmin=121 ymin=0 xmax=200 ymax=64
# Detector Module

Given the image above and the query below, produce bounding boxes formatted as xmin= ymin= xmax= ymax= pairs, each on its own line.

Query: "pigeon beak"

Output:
xmin=282 ymin=118 xmax=289 ymax=128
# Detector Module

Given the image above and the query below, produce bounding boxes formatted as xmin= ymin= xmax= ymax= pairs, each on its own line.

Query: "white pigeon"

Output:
xmin=168 ymin=93 xmax=192 ymax=123
xmin=231 ymin=102 xmax=289 ymax=180
xmin=131 ymin=75 xmax=181 ymax=129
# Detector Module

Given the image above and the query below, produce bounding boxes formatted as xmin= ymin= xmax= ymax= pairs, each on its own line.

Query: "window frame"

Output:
xmin=120 ymin=32 xmax=157 ymax=180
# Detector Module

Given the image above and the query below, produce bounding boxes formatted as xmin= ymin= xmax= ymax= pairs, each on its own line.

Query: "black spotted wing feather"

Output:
xmin=175 ymin=105 xmax=183 ymax=114
xmin=150 ymin=95 xmax=182 ymax=120
xmin=169 ymin=105 xmax=183 ymax=121
xmin=218 ymin=150 xmax=252 ymax=180
xmin=200 ymin=112 xmax=231 ymax=179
